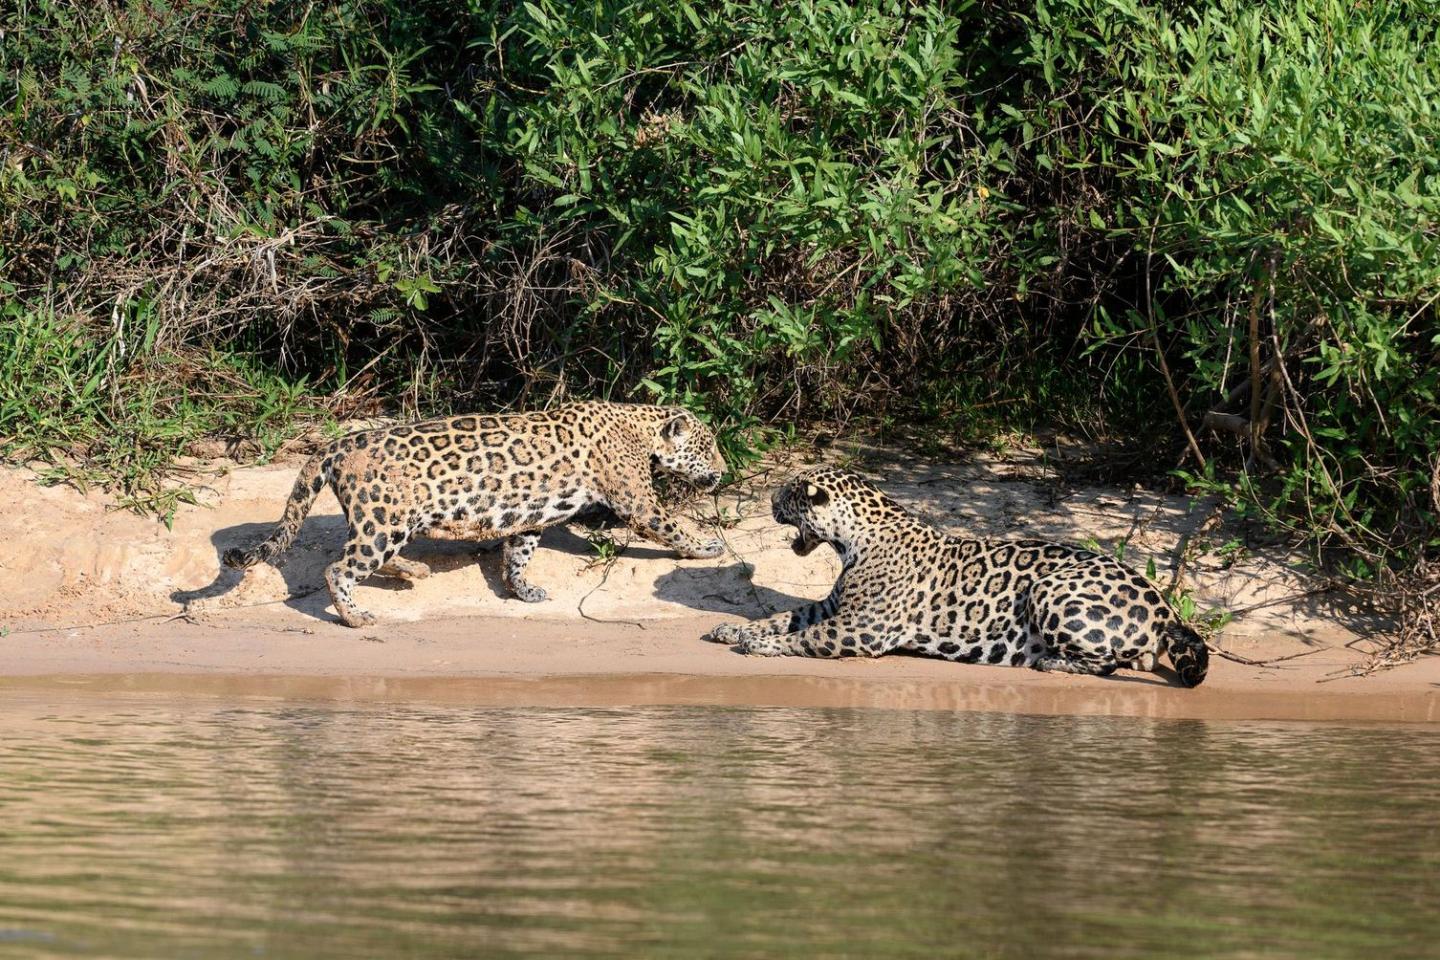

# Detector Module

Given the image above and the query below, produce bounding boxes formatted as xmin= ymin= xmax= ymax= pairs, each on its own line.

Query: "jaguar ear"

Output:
xmin=805 ymin=482 xmax=829 ymax=506
xmin=660 ymin=411 xmax=690 ymax=442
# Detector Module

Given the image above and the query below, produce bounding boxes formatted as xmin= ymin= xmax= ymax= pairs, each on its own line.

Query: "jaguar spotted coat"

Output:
xmin=224 ymin=402 xmax=726 ymax=626
xmin=704 ymin=467 xmax=1209 ymax=687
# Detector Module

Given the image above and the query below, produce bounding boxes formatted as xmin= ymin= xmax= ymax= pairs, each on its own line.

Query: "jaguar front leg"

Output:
xmin=604 ymin=487 xmax=723 ymax=560
xmin=734 ymin=613 xmax=903 ymax=659
xmin=703 ymin=584 xmax=842 ymax=646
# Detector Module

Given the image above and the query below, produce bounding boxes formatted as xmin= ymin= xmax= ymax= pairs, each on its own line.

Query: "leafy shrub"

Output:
xmin=1025 ymin=0 xmax=1440 ymax=576
xmin=0 ymin=295 xmax=320 ymax=523
xmin=2 ymin=0 xmax=1436 ymax=614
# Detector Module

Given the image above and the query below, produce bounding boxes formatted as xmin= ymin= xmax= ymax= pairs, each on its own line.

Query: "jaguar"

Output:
xmin=704 ymin=467 xmax=1208 ymax=686
xmin=224 ymin=402 xmax=727 ymax=626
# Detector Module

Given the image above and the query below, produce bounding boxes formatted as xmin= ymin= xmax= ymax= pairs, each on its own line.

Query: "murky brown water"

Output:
xmin=0 ymin=694 xmax=1436 ymax=959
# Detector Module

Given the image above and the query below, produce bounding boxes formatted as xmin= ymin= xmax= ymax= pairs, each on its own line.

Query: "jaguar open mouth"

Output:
xmin=791 ymin=527 xmax=820 ymax=556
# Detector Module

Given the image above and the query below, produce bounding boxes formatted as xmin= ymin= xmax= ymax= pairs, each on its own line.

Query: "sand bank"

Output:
xmin=2 ymin=447 xmax=1434 ymax=722
xmin=3 ymin=609 xmax=1438 ymax=722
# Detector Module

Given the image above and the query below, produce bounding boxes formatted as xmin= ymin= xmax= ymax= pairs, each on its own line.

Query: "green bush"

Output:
xmin=0 ymin=295 xmax=322 ymax=523
xmin=499 ymin=2 xmax=1020 ymax=422
xmin=1025 ymin=0 xmax=1440 ymax=574
xmin=1 ymin=0 xmax=1436 ymax=598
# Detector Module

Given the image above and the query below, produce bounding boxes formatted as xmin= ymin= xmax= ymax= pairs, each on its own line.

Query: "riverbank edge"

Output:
xmin=5 ymin=612 xmax=1437 ymax=723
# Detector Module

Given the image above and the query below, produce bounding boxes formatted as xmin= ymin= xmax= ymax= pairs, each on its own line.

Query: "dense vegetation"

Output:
xmin=2 ymin=0 xmax=1437 ymax=644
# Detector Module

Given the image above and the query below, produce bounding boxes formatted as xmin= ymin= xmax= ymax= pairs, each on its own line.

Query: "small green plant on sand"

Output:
xmin=586 ymin=532 xmax=621 ymax=567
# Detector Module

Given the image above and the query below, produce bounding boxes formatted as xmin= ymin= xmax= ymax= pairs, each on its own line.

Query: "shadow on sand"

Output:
xmin=172 ymin=513 xmax=674 ymax=625
xmin=651 ymin=563 xmax=814 ymax=619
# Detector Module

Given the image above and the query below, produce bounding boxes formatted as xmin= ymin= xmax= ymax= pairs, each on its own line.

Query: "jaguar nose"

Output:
xmin=702 ymin=471 xmax=722 ymax=490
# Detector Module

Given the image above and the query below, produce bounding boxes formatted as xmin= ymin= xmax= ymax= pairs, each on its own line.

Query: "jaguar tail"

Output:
xmin=222 ymin=455 xmax=332 ymax=570
xmin=1164 ymin=622 xmax=1209 ymax=688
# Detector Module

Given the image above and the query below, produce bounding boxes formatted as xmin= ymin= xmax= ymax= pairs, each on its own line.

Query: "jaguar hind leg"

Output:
xmin=1032 ymin=653 xmax=1119 ymax=677
xmin=378 ymin=555 xmax=432 ymax=583
xmin=1024 ymin=565 xmax=1153 ymax=679
xmin=502 ymin=531 xmax=548 ymax=602
xmin=325 ymin=525 xmax=413 ymax=627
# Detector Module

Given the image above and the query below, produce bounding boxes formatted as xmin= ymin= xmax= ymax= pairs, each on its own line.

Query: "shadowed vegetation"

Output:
xmin=2 ymin=0 xmax=1436 ymax=650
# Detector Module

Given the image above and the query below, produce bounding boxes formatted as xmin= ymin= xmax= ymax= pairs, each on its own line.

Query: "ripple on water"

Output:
xmin=0 ymin=698 xmax=1437 ymax=959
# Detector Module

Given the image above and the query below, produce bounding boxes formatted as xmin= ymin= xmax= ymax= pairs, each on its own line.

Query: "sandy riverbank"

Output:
xmin=2 ymin=444 xmax=1435 ymax=722
xmin=4 ymin=609 xmax=1439 ymax=722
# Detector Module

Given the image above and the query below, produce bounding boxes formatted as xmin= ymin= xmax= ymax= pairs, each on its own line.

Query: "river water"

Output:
xmin=0 ymin=695 xmax=1436 ymax=958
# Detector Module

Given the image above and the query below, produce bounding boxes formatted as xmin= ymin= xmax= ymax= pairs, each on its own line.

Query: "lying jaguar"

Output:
xmin=224 ymin=401 xmax=727 ymax=627
xmin=705 ymin=467 xmax=1209 ymax=687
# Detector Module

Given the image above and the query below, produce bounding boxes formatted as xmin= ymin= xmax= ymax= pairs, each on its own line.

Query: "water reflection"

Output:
xmin=0 ymin=698 xmax=1436 ymax=958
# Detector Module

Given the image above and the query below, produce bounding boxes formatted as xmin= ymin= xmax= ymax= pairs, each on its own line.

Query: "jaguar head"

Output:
xmin=651 ymin=408 xmax=726 ymax=491
xmin=771 ymin=467 xmax=906 ymax=557
xmin=770 ymin=468 xmax=845 ymax=556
